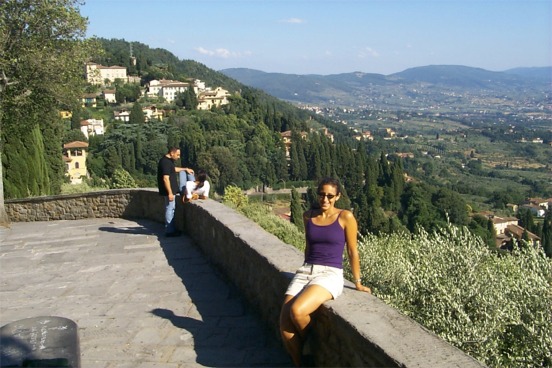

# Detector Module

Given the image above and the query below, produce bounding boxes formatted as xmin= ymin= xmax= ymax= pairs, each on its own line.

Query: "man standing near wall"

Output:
xmin=157 ymin=147 xmax=194 ymax=237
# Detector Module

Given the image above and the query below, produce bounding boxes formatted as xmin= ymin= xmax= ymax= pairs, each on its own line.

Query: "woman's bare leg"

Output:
xmin=280 ymin=295 xmax=302 ymax=366
xmin=289 ymin=285 xmax=332 ymax=337
xmin=280 ymin=285 xmax=333 ymax=366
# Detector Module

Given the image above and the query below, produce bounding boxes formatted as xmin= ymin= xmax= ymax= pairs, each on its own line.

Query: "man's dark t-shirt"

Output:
xmin=157 ymin=156 xmax=179 ymax=196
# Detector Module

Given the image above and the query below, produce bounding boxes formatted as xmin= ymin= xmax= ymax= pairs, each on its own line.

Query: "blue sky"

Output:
xmin=80 ymin=0 xmax=552 ymax=75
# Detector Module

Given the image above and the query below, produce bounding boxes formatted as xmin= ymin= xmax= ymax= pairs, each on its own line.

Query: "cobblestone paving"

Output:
xmin=0 ymin=218 xmax=292 ymax=367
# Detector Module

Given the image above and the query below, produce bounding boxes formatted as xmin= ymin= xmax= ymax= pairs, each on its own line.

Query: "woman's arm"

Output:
xmin=302 ymin=210 xmax=311 ymax=257
xmin=342 ymin=210 xmax=371 ymax=293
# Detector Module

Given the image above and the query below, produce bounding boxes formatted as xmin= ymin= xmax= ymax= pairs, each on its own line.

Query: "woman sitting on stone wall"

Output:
xmin=279 ymin=177 xmax=371 ymax=366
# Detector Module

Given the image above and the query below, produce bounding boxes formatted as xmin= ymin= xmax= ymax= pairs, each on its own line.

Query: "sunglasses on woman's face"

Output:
xmin=317 ymin=193 xmax=337 ymax=200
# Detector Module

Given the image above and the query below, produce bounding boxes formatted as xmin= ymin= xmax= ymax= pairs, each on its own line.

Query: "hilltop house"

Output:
xmin=524 ymin=197 xmax=550 ymax=210
xmin=197 ymin=87 xmax=231 ymax=110
xmin=63 ymin=141 xmax=88 ymax=184
xmin=103 ymin=89 xmax=116 ymax=104
xmin=114 ymin=110 xmax=130 ymax=122
xmin=489 ymin=215 xmax=540 ymax=248
xmin=143 ymin=106 xmax=164 ymax=121
xmin=81 ymin=93 xmax=97 ymax=107
xmin=146 ymin=79 xmax=190 ymax=102
xmin=86 ymin=63 xmax=127 ymax=85
xmin=519 ymin=197 xmax=551 ymax=217
xmin=80 ymin=119 xmax=104 ymax=138
xmin=280 ymin=130 xmax=308 ymax=158
xmin=353 ymin=131 xmax=374 ymax=141
xmin=320 ymin=128 xmax=334 ymax=142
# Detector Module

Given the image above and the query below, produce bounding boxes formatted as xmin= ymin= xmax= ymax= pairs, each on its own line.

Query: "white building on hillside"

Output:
xmin=86 ymin=63 xmax=127 ymax=85
xmin=80 ymin=119 xmax=104 ymax=138
xmin=146 ymin=79 xmax=190 ymax=102
xmin=197 ymin=87 xmax=231 ymax=110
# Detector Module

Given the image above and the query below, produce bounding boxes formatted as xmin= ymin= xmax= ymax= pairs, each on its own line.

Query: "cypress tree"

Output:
xmin=296 ymin=134 xmax=308 ymax=180
xmin=309 ymin=144 xmax=322 ymax=180
xmin=487 ymin=218 xmax=497 ymax=248
xmin=129 ymin=101 xmax=145 ymax=124
xmin=273 ymin=140 xmax=289 ymax=182
xmin=71 ymin=108 xmax=82 ymax=130
xmin=542 ymin=210 xmax=552 ymax=257
xmin=289 ymin=141 xmax=301 ymax=181
xmin=290 ymin=187 xmax=304 ymax=231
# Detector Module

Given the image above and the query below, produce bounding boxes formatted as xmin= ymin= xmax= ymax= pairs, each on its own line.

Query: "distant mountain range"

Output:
xmin=220 ymin=65 xmax=552 ymax=108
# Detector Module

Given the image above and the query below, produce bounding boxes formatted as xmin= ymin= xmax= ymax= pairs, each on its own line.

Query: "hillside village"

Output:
xmin=83 ymin=62 xmax=231 ymax=111
xmin=62 ymin=62 xmax=231 ymax=182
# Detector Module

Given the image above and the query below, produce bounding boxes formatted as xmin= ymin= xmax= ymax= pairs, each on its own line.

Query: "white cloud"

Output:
xmin=358 ymin=47 xmax=380 ymax=59
xmin=195 ymin=47 xmax=251 ymax=59
xmin=281 ymin=18 xmax=305 ymax=24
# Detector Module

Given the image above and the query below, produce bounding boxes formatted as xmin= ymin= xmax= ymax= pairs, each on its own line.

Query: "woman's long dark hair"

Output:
xmin=195 ymin=170 xmax=208 ymax=189
xmin=316 ymin=177 xmax=341 ymax=195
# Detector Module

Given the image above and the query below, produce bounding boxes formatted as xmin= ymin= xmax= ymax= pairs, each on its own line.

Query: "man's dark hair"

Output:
xmin=168 ymin=147 xmax=179 ymax=154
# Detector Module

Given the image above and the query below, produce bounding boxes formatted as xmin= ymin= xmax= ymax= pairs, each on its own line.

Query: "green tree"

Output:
xmin=103 ymin=146 xmax=122 ymax=176
xmin=290 ymin=187 xmax=304 ymax=231
xmin=183 ymin=88 xmax=198 ymax=110
xmin=1 ymin=0 xmax=96 ymax=199
xmin=517 ymin=208 xmax=536 ymax=233
xmin=63 ymin=130 xmax=88 ymax=145
xmin=289 ymin=141 xmax=301 ymax=181
xmin=469 ymin=214 xmax=496 ymax=248
xmin=400 ymin=183 xmax=437 ymax=233
xmin=541 ymin=210 xmax=552 ymax=257
xmin=70 ymin=107 xmax=84 ymax=130
xmin=114 ymin=82 xmax=140 ymax=103
xmin=129 ymin=101 xmax=145 ymax=124
xmin=432 ymin=188 xmax=469 ymax=226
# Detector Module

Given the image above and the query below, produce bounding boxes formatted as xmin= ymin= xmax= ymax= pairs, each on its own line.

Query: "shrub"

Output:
xmin=110 ymin=168 xmax=137 ymax=189
xmin=239 ymin=202 xmax=305 ymax=251
xmin=222 ymin=185 xmax=249 ymax=209
xmin=349 ymin=225 xmax=551 ymax=368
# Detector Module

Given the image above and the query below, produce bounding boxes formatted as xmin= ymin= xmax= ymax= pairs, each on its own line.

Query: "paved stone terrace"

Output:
xmin=0 ymin=218 xmax=292 ymax=367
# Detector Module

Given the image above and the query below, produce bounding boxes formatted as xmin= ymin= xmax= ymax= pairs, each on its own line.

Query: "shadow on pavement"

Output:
xmin=142 ymin=221 xmax=292 ymax=367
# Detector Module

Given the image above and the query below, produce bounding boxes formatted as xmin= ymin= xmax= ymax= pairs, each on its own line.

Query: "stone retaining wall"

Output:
xmin=5 ymin=190 xmax=485 ymax=367
xmin=5 ymin=189 xmax=164 ymax=223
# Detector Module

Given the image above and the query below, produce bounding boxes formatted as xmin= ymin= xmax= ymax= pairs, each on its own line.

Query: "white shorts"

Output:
xmin=285 ymin=263 xmax=344 ymax=299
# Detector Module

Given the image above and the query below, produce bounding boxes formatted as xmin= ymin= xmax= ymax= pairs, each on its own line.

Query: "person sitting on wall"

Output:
xmin=182 ymin=169 xmax=210 ymax=202
xmin=279 ymin=177 xmax=371 ymax=366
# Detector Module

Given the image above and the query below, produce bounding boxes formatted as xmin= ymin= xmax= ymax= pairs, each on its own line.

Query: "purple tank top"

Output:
xmin=305 ymin=211 xmax=346 ymax=269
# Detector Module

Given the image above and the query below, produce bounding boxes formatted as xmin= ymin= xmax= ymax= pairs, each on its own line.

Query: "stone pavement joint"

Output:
xmin=0 ymin=218 xmax=292 ymax=367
